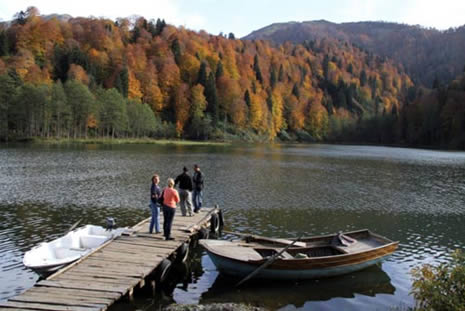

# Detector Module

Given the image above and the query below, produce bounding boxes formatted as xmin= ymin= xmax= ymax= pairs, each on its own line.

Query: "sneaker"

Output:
xmin=155 ymin=231 xmax=161 ymax=234
xmin=165 ymin=237 xmax=174 ymax=241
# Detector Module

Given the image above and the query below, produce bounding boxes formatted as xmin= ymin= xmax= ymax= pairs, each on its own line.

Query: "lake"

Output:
xmin=1 ymin=143 xmax=465 ymax=310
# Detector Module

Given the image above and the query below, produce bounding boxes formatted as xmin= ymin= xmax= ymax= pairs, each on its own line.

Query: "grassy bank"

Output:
xmin=11 ymin=137 xmax=231 ymax=146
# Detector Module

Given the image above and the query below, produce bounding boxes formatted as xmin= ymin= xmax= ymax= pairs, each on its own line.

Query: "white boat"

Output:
xmin=23 ymin=225 xmax=127 ymax=276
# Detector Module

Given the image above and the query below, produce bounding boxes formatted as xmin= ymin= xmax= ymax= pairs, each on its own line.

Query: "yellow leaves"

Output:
xmin=86 ymin=114 xmax=98 ymax=129
xmin=270 ymin=88 xmax=284 ymax=137
xmin=230 ymin=98 xmax=247 ymax=128
xmin=127 ymin=44 xmax=147 ymax=74
xmin=13 ymin=49 xmax=35 ymax=80
xmin=24 ymin=65 xmax=52 ymax=85
xmin=249 ymin=92 xmax=264 ymax=132
xmin=190 ymin=84 xmax=207 ymax=118
xmin=306 ymin=100 xmax=329 ymax=140
xmin=67 ymin=64 xmax=89 ymax=85
xmin=222 ymin=44 xmax=240 ymax=80
xmin=88 ymin=48 xmax=109 ymax=68
xmin=128 ymin=70 xmax=143 ymax=101
xmin=173 ymin=83 xmax=190 ymax=136
xmin=179 ymin=53 xmax=200 ymax=84
xmin=288 ymin=95 xmax=305 ymax=131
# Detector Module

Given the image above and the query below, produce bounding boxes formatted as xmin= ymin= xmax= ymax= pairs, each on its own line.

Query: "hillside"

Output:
xmin=0 ymin=7 xmax=412 ymax=143
xmin=244 ymin=20 xmax=465 ymax=87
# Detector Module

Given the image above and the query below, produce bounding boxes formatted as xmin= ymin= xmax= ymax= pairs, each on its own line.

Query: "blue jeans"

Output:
xmin=193 ymin=190 xmax=203 ymax=212
xmin=149 ymin=201 xmax=160 ymax=233
xmin=163 ymin=205 xmax=176 ymax=239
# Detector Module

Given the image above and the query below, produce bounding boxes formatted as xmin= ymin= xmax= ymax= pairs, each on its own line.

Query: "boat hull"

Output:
xmin=207 ymin=250 xmax=390 ymax=280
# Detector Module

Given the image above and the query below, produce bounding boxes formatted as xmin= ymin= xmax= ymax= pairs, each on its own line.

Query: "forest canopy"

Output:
xmin=0 ymin=7 xmax=464 ymax=148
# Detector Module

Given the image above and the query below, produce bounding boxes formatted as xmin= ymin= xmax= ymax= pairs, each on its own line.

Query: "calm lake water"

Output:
xmin=1 ymin=143 xmax=465 ymax=310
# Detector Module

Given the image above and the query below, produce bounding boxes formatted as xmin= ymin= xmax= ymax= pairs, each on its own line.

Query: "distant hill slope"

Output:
xmin=244 ymin=20 xmax=465 ymax=87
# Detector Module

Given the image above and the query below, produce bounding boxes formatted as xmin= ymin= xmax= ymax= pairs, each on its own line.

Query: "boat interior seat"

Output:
xmin=80 ymin=235 xmax=108 ymax=249
xmin=279 ymin=251 xmax=294 ymax=259
xmin=54 ymin=247 xmax=84 ymax=259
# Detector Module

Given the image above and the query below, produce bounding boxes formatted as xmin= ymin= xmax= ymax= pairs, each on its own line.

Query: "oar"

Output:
xmin=223 ymin=230 xmax=305 ymax=247
xmin=235 ymin=234 xmax=303 ymax=287
xmin=66 ymin=218 xmax=82 ymax=234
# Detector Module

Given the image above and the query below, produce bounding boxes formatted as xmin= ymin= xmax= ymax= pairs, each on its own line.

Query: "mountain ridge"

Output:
xmin=244 ymin=20 xmax=465 ymax=86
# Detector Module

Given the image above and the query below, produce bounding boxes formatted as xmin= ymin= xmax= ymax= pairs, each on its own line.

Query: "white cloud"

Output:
xmin=399 ymin=0 xmax=465 ymax=29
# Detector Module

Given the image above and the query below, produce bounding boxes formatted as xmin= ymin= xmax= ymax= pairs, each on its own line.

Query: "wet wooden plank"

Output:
xmin=54 ymin=275 xmax=139 ymax=287
xmin=0 ymin=301 xmax=99 ymax=311
xmin=18 ymin=292 xmax=113 ymax=305
xmin=8 ymin=296 xmax=106 ymax=308
xmin=27 ymin=287 xmax=119 ymax=300
xmin=69 ymin=266 xmax=146 ymax=278
xmin=37 ymin=280 xmax=127 ymax=295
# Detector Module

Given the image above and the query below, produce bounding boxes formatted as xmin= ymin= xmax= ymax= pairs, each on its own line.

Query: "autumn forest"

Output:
xmin=1 ymin=7 xmax=465 ymax=148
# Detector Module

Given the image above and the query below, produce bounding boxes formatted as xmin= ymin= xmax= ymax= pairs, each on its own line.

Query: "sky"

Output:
xmin=1 ymin=0 xmax=465 ymax=38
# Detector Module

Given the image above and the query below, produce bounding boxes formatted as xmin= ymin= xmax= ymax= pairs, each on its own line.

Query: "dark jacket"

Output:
xmin=175 ymin=172 xmax=193 ymax=191
xmin=151 ymin=183 xmax=161 ymax=204
xmin=193 ymin=170 xmax=204 ymax=191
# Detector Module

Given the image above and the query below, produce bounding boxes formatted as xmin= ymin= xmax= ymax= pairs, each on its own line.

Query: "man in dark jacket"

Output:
xmin=175 ymin=166 xmax=193 ymax=216
xmin=192 ymin=164 xmax=204 ymax=213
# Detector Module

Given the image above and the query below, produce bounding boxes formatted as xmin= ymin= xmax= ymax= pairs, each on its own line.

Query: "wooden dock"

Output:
xmin=0 ymin=207 xmax=220 ymax=311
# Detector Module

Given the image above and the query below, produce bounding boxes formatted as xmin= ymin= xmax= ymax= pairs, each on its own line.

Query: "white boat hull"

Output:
xmin=23 ymin=225 xmax=126 ymax=276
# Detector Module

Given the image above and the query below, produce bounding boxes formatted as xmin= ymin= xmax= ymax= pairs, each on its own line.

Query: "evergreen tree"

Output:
xmin=0 ymin=31 xmax=9 ymax=56
xmin=253 ymin=54 xmax=263 ymax=83
xmin=155 ymin=19 xmax=166 ymax=35
xmin=270 ymin=65 xmax=277 ymax=89
xmin=205 ymin=72 xmax=218 ymax=125
xmin=171 ymin=39 xmax=182 ymax=65
xmin=0 ymin=74 xmax=17 ymax=140
xmin=196 ymin=61 xmax=208 ymax=87
xmin=215 ymin=61 xmax=224 ymax=80
xmin=50 ymin=81 xmax=70 ymax=138
xmin=115 ymin=67 xmax=129 ymax=98
xmin=278 ymin=64 xmax=284 ymax=82
xmin=323 ymin=54 xmax=330 ymax=80
xmin=13 ymin=10 xmax=27 ymax=25
xmin=347 ymin=63 xmax=353 ymax=74
xmin=360 ymin=69 xmax=367 ymax=87
xmin=292 ymin=83 xmax=300 ymax=98
xmin=244 ymin=89 xmax=251 ymax=108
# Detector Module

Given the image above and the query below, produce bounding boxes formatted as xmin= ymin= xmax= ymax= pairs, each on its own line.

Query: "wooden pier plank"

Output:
xmin=16 ymin=292 xmax=114 ymax=305
xmin=27 ymin=287 xmax=120 ymax=300
xmin=8 ymin=296 xmax=107 ymax=308
xmin=0 ymin=301 xmax=100 ymax=311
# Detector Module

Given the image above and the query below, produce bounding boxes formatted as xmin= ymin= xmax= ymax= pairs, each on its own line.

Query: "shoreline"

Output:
xmin=0 ymin=137 xmax=230 ymax=146
xmin=1 ymin=137 xmax=463 ymax=152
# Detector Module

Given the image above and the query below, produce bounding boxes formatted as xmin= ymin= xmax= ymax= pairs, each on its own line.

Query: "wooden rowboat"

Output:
xmin=199 ymin=229 xmax=398 ymax=280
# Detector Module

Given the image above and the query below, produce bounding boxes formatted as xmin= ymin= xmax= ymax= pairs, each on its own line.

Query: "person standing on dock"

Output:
xmin=161 ymin=178 xmax=180 ymax=240
xmin=149 ymin=174 xmax=162 ymax=234
xmin=192 ymin=164 xmax=204 ymax=213
xmin=175 ymin=166 xmax=194 ymax=216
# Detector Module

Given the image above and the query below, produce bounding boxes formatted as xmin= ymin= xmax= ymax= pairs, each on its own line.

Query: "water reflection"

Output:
xmin=200 ymin=264 xmax=395 ymax=310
